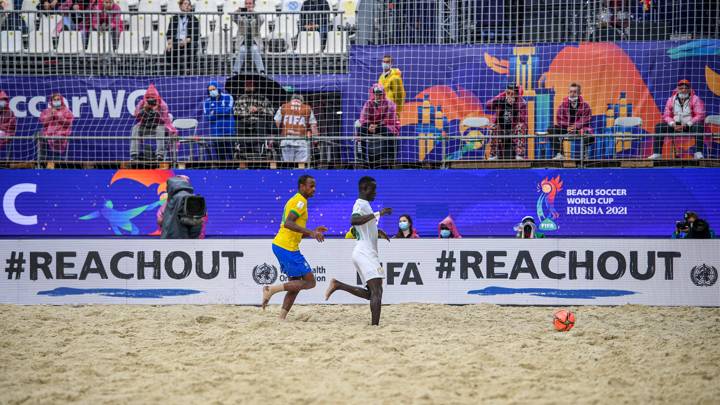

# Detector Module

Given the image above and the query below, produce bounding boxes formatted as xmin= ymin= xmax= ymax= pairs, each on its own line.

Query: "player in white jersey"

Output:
xmin=325 ymin=176 xmax=392 ymax=325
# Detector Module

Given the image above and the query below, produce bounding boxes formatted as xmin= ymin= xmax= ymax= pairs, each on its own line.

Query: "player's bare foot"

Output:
xmin=262 ymin=286 xmax=272 ymax=310
xmin=325 ymin=278 xmax=339 ymax=301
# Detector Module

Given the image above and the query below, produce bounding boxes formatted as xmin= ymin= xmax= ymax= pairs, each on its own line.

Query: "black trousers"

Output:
xmin=548 ymin=125 xmax=594 ymax=157
xmin=653 ymin=123 xmax=705 ymax=154
xmin=358 ymin=124 xmax=397 ymax=168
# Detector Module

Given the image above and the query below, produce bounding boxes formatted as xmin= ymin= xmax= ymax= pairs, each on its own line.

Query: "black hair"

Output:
xmin=359 ymin=176 xmax=376 ymax=189
xmin=506 ymin=83 xmax=519 ymax=91
xmin=298 ymin=174 xmax=314 ymax=187
xmin=395 ymin=214 xmax=414 ymax=238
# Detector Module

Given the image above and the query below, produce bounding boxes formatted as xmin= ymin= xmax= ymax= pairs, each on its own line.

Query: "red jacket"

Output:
xmin=39 ymin=92 xmax=74 ymax=152
xmin=90 ymin=2 xmax=124 ymax=32
xmin=134 ymin=84 xmax=177 ymax=135
xmin=0 ymin=91 xmax=16 ymax=149
xmin=556 ymin=95 xmax=593 ymax=133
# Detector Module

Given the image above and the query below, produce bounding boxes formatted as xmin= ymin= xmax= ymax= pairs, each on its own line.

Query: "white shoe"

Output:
xmin=647 ymin=153 xmax=661 ymax=160
xmin=488 ymin=155 xmax=498 ymax=161
xmin=694 ymin=152 xmax=704 ymax=160
xmin=515 ymin=155 xmax=524 ymax=160
xmin=552 ymin=153 xmax=565 ymax=160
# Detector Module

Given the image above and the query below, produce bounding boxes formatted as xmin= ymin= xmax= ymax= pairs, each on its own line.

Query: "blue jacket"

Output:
xmin=203 ymin=81 xmax=235 ymax=136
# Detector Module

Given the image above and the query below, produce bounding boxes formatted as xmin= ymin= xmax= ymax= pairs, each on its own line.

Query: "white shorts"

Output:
xmin=352 ymin=248 xmax=384 ymax=285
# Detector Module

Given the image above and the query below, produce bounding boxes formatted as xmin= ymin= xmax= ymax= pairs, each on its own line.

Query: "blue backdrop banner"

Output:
xmin=0 ymin=168 xmax=717 ymax=237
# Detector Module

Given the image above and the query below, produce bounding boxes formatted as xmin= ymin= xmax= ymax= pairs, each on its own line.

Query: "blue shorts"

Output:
xmin=272 ymin=244 xmax=313 ymax=278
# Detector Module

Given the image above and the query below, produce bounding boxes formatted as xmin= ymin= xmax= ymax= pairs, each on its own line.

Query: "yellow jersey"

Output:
xmin=272 ymin=193 xmax=308 ymax=251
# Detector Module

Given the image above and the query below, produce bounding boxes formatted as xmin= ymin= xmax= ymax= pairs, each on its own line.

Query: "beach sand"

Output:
xmin=1 ymin=304 xmax=719 ymax=404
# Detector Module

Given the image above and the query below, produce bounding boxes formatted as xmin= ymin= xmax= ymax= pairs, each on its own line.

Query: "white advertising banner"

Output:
xmin=0 ymin=239 xmax=718 ymax=306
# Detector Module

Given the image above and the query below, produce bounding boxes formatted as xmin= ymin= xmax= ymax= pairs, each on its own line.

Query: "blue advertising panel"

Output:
xmin=0 ymin=168 xmax=717 ymax=237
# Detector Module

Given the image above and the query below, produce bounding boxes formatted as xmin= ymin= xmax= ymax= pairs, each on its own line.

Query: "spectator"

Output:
xmin=378 ymin=55 xmax=406 ymax=114
xmin=157 ymin=175 xmax=207 ymax=238
xmin=514 ymin=216 xmax=545 ymax=238
xmin=37 ymin=92 xmax=73 ymax=162
xmin=394 ymin=214 xmax=419 ymax=238
xmin=299 ymin=0 xmax=329 ymax=51
xmin=166 ymin=0 xmax=199 ymax=74
xmin=232 ymin=0 xmax=265 ymax=74
xmin=549 ymin=83 xmax=593 ymax=160
xmin=233 ymin=79 xmax=273 ymax=160
xmin=673 ymin=211 xmax=712 ymax=239
xmin=486 ymin=83 xmax=528 ymax=160
xmin=130 ymin=84 xmax=176 ymax=161
xmin=36 ymin=0 xmax=70 ymax=31
xmin=0 ymin=90 xmax=17 ymax=160
xmin=274 ymin=94 xmax=318 ymax=163
xmin=0 ymin=0 xmax=28 ymax=33
xmin=161 ymin=176 xmax=206 ymax=239
xmin=90 ymin=0 xmax=123 ymax=50
xmin=648 ymin=79 xmax=707 ymax=160
xmin=203 ymin=80 xmax=236 ymax=161
xmin=67 ymin=0 xmax=91 ymax=33
xmin=438 ymin=215 xmax=461 ymax=239
xmin=358 ymin=83 xmax=400 ymax=168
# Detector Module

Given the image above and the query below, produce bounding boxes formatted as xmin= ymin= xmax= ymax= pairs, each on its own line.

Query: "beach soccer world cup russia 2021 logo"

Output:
xmin=253 ymin=263 xmax=279 ymax=285
xmin=536 ymin=176 xmax=563 ymax=232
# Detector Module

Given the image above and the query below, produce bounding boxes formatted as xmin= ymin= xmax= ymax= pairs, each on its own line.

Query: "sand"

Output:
xmin=1 ymin=304 xmax=719 ymax=405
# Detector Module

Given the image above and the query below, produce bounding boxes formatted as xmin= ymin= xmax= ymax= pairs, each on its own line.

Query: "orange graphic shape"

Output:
xmin=400 ymin=86 xmax=486 ymax=127
xmin=706 ymin=65 xmax=720 ymax=96
xmin=484 ymin=52 xmax=510 ymax=75
xmin=110 ymin=169 xmax=175 ymax=195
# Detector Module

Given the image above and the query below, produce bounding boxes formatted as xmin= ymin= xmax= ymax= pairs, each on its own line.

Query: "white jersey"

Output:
xmin=352 ymin=198 xmax=378 ymax=255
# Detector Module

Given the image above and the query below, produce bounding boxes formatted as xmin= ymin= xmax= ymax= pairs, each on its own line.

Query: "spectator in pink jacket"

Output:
xmin=0 ymin=90 xmax=17 ymax=159
xmin=438 ymin=215 xmax=462 ymax=239
xmin=548 ymin=83 xmax=593 ymax=160
xmin=358 ymin=83 xmax=399 ymax=168
xmin=486 ymin=83 xmax=528 ymax=160
xmin=649 ymin=79 xmax=707 ymax=160
xmin=90 ymin=0 xmax=123 ymax=50
xmin=38 ymin=92 xmax=73 ymax=162
xmin=130 ymin=84 xmax=176 ymax=161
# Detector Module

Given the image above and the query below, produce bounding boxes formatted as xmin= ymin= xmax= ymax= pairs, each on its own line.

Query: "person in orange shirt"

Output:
xmin=273 ymin=94 xmax=319 ymax=162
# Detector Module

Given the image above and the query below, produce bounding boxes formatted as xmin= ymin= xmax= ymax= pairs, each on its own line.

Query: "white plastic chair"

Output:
xmin=254 ymin=0 xmax=278 ymax=12
xmin=205 ymin=30 xmax=229 ymax=54
xmin=194 ymin=0 xmax=218 ymax=12
xmin=614 ymin=116 xmax=642 ymax=158
xmin=86 ymin=31 xmax=113 ymax=54
xmin=117 ymin=31 xmax=142 ymax=54
xmin=55 ymin=31 xmax=82 ymax=54
xmin=28 ymin=31 xmax=52 ymax=53
xmin=138 ymin=0 xmax=162 ymax=12
xmin=173 ymin=118 xmax=207 ymax=162
xmin=336 ymin=0 xmax=356 ymax=27
xmin=294 ymin=30 xmax=320 ymax=54
xmin=146 ymin=30 xmax=167 ymax=54
xmin=324 ymin=30 xmax=346 ymax=53
xmin=0 ymin=31 xmax=23 ymax=53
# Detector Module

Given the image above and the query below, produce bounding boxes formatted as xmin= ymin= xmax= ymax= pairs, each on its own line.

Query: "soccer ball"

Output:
xmin=553 ymin=309 xmax=575 ymax=332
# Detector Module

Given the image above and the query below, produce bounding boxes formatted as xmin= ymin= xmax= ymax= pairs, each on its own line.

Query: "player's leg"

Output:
xmin=324 ymin=278 xmax=370 ymax=300
xmin=367 ymin=278 xmax=383 ymax=326
xmin=263 ymin=249 xmax=315 ymax=309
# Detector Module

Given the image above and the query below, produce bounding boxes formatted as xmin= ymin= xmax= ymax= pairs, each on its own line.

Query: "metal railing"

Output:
xmin=0 ymin=10 xmax=349 ymax=75
xmin=1 ymin=132 xmax=718 ymax=169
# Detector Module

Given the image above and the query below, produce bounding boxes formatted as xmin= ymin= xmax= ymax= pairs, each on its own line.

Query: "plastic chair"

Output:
xmin=324 ymin=30 xmax=346 ymax=53
xmin=117 ymin=31 xmax=142 ymax=54
xmin=0 ymin=31 xmax=23 ymax=53
xmin=705 ymin=115 xmax=720 ymax=158
xmin=173 ymin=118 xmax=208 ymax=162
xmin=294 ymin=30 xmax=320 ymax=54
xmin=86 ymin=31 xmax=112 ymax=54
xmin=55 ymin=30 xmax=82 ymax=54
xmin=614 ymin=116 xmax=642 ymax=158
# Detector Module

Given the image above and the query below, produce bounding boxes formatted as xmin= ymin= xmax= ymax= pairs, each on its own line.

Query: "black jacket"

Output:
xmin=166 ymin=14 xmax=200 ymax=46
xmin=161 ymin=177 xmax=202 ymax=239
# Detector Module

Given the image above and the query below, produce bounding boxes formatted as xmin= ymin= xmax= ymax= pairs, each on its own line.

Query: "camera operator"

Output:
xmin=674 ymin=211 xmax=712 ymax=239
xmin=161 ymin=176 xmax=207 ymax=239
xmin=514 ymin=216 xmax=545 ymax=239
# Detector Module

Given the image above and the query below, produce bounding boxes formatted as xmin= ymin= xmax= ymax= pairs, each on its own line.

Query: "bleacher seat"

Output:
xmin=336 ymin=0 xmax=356 ymax=28
xmin=86 ymin=31 xmax=112 ymax=54
xmin=28 ymin=31 xmax=52 ymax=53
xmin=294 ymin=30 xmax=320 ymax=54
xmin=0 ymin=31 xmax=23 ymax=54
xmin=614 ymin=116 xmax=643 ymax=159
xmin=205 ymin=30 xmax=229 ymax=54
xmin=219 ymin=13 xmax=239 ymax=36
xmin=117 ymin=31 xmax=142 ymax=54
xmin=55 ymin=30 xmax=81 ymax=54
xmin=280 ymin=0 xmax=303 ymax=12
xmin=117 ymin=0 xmax=130 ymax=11
xmin=130 ymin=14 xmax=154 ymax=37
xmin=254 ymin=0 xmax=279 ymax=12
xmin=324 ymin=30 xmax=346 ymax=54
xmin=194 ymin=0 xmax=218 ymax=12
xmin=138 ymin=0 xmax=162 ymax=12
xmin=166 ymin=0 xmax=181 ymax=12
xmin=146 ymin=30 xmax=167 ymax=54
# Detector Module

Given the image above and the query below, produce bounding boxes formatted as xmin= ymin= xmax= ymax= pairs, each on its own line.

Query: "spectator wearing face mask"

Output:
xmin=548 ymin=83 xmax=593 ymax=160
xmin=394 ymin=214 xmax=419 ymax=238
xmin=486 ymin=83 xmax=528 ymax=160
xmin=203 ymin=80 xmax=236 ymax=161
xmin=358 ymin=83 xmax=400 ymax=168
xmin=0 ymin=90 xmax=16 ymax=160
xmin=130 ymin=84 xmax=176 ymax=161
xmin=37 ymin=92 xmax=73 ymax=162
xmin=378 ymin=55 xmax=406 ymax=115
xmin=438 ymin=215 xmax=461 ymax=239
xmin=648 ymin=79 xmax=707 ymax=160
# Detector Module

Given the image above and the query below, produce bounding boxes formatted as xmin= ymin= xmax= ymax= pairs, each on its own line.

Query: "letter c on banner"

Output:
xmin=3 ymin=183 xmax=38 ymax=225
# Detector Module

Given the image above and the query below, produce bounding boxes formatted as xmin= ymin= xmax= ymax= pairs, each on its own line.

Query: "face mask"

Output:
xmin=52 ymin=100 xmax=62 ymax=108
xmin=568 ymin=96 xmax=578 ymax=102
xmin=382 ymin=62 xmax=391 ymax=71
xmin=440 ymin=229 xmax=451 ymax=238
xmin=678 ymin=92 xmax=689 ymax=100
xmin=0 ymin=101 xmax=6 ymax=108
xmin=147 ymin=99 xmax=157 ymax=106
xmin=506 ymin=96 xmax=515 ymax=104
xmin=399 ymin=221 xmax=409 ymax=231
xmin=209 ymin=90 xmax=219 ymax=98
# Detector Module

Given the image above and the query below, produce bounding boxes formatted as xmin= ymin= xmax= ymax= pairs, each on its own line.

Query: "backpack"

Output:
xmin=177 ymin=194 xmax=206 ymax=227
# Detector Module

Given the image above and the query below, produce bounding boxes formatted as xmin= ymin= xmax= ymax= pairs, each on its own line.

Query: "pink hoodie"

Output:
xmin=91 ymin=2 xmax=124 ymax=32
xmin=359 ymin=83 xmax=400 ymax=135
xmin=134 ymin=84 xmax=177 ymax=135
xmin=438 ymin=215 xmax=462 ymax=238
xmin=0 ymin=91 xmax=16 ymax=149
xmin=556 ymin=95 xmax=593 ymax=132
xmin=39 ymin=92 xmax=74 ymax=152
xmin=662 ymin=89 xmax=705 ymax=126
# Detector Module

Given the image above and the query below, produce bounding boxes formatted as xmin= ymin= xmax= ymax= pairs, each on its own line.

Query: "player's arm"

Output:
xmin=284 ymin=211 xmax=327 ymax=242
xmin=351 ymin=207 xmax=393 ymax=226
xmin=378 ymin=229 xmax=390 ymax=242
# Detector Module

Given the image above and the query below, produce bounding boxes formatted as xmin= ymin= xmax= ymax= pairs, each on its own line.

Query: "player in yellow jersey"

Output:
xmin=262 ymin=174 xmax=327 ymax=319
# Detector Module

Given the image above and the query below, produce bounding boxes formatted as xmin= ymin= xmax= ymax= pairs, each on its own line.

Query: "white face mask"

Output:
xmin=382 ymin=62 xmax=391 ymax=71
xmin=0 ymin=101 xmax=6 ymax=108
xmin=568 ymin=96 xmax=578 ymax=102
xmin=52 ymin=100 xmax=62 ymax=108
xmin=678 ymin=92 xmax=689 ymax=100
